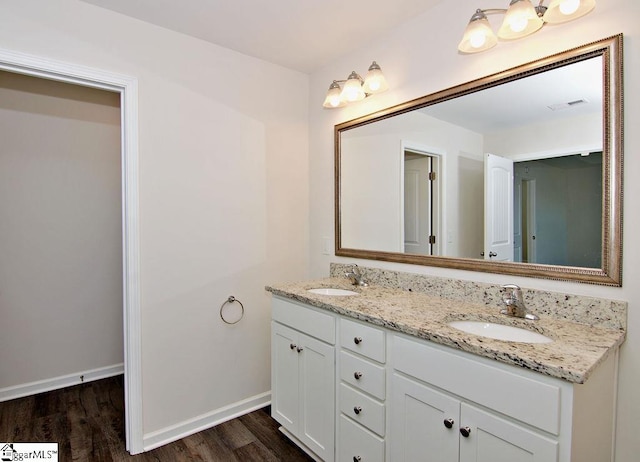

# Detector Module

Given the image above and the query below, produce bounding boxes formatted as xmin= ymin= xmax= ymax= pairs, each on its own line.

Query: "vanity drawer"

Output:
xmin=339 ymin=383 xmax=385 ymax=437
xmin=339 ymin=415 xmax=384 ymax=462
xmin=393 ymin=335 xmax=561 ymax=435
xmin=340 ymin=351 xmax=385 ymax=400
xmin=340 ymin=318 xmax=386 ymax=363
xmin=272 ymin=296 xmax=335 ymax=344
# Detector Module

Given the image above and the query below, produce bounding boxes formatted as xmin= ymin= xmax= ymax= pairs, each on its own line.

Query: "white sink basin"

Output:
xmin=307 ymin=288 xmax=359 ymax=296
xmin=448 ymin=321 xmax=552 ymax=344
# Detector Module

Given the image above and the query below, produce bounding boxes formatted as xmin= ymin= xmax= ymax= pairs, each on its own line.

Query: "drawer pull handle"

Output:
xmin=354 ymin=336 xmax=363 ymax=345
xmin=354 ymin=371 xmax=363 ymax=380
xmin=460 ymin=426 xmax=471 ymax=438
xmin=296 ymin=346 xmax=303 ymax=353
xmin=353 ymin=457 xmax=362 ymax=462
xmin=443 ymin=418 xmax=454 ymax=429
xmin=289 ymin=343 xmax=296 ymax=350
xmin=353 ymin=406 xmax=362 ymax=415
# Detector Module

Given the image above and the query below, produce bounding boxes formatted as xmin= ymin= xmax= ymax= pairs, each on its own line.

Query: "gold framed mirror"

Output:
xmin=335 ymin=35 xmax=623 ymax=286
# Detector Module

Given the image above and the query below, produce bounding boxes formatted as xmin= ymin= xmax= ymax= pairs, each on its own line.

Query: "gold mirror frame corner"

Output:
xmin=335 ymin=34 xmax=623 ymax=286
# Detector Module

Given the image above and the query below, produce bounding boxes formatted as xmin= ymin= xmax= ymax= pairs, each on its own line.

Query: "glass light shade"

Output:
xmin=362 ymin=62 xmax=389 ymax=94
xmin=498 ymin=0 xmax=543 ymax=40
xmin=543 ymin=0 xmax=595 ymax=23
xmin=340 ymin=72 xmax=366 ymax=102
xmin=458 ymin=15 xmax=498 ymax=53
xmin=322 ymin=81 xmax=346 ymax=108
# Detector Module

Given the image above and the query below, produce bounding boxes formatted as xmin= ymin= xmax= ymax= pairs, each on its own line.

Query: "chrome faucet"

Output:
xmin=501 ymin=284 xmax=538 ymax=320
xmin=345 ymin=264 xmax=368 ymax=287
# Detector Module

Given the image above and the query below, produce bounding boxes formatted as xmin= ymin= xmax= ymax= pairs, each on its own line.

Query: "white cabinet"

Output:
xmin=271 ymin=297 xmax=336 ymax=462
xmin=389 ymin=334 xmax=617 ymax=462
xmin=270 ymin=296 xmax=618 ymax=462
xmin=390 ymin=372 xmax=558 ymax=462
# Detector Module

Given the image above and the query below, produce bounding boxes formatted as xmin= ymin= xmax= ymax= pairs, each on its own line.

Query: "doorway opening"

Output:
xmin=0 ymin=48 xmax=142 ymax=453
xmin=514 ymin=179 xmax=537 ymax=263
xmin=0 ymin=70 xmax=123 ymax=397
xmin=513 ymin=152 xmax=602 ymax=267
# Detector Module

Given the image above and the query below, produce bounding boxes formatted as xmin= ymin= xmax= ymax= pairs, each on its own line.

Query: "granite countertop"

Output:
xmin=266 ymin=278 xmax=626 ymax=384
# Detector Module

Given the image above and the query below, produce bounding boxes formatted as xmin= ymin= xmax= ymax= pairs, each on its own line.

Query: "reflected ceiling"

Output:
xmin=422 ymin=57 xmax=602 ymax=133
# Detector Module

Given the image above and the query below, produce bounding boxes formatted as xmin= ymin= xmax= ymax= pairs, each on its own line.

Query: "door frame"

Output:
xmin=0 ymin=48 xmax=143 ymax=454
xmin=521 ymin=178 xmax=537 ymax=263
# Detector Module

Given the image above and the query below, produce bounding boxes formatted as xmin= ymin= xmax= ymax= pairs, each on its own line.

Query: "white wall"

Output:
xmin=0 ymin=0 xmax=308 ymax=442
xmin=309 ymin=1 xmax=639 ymax=460
xmin=0 ymin=71 xmax=123 ymax=389
xmin=341 ymin=134 xmax=403 ymax=252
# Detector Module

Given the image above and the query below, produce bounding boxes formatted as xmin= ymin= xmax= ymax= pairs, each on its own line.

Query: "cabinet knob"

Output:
xmin=443 ymin=418 xmax=454 ymax=429
xmin=289 ymin=343 xmax=296 ymax=350
xmin=296 ymin=347 xmax=303 ymax=353
xmin=354 ymin=336 xmax=363 ymax=345
xmin=353 ymin=457 xmax=362 ymax=462
xmin=353 ymin=406 xmax=362 ymax=415
xmin=354 ymin=371 xmax=363 ymax=380
xmin=460 ymin=426 xmax=471 ymax=438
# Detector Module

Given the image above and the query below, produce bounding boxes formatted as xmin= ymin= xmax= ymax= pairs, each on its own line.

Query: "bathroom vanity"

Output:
xmin=267 ymin=269 xmax=625 ymax=462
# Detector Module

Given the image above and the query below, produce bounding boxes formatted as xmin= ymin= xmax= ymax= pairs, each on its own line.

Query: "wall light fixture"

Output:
xmin=322 ymin=61 xmax=389 ymax=109
xmin=458 ymin=0 xmax=595 ymax=54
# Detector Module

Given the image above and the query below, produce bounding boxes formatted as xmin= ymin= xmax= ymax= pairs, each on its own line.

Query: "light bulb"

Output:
xmin=343 ymin=85 xmax=361 ymax=102
xmin=322 ymin=81 xmax=346 ymax=108
xmin=458 ymin=12 xmax=497 ymax=53
xmin=559 ymin=0 xmax=580 ymax=15
xmin=543 ymin=0 xmax=595 ymax=24
xmin=328 ymin=94 xmax=341 ymax=107
xmin=509 ymin=16 xmax=528 ymax=32
xmin=469 ymin=31 xmax=487 ymax=48
xmin=363 ymin=62 xmax=389 ymax=94
xmin=498 ymin=0 xmax=543 ymax=40
xmin=341 ymin=71 xmax=365 ymax=102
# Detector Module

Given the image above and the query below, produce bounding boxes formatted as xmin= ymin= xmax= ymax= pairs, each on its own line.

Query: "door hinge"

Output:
xmin=428 ymin=172 xmax=436 ymax=181
xmin=429 ymin=235 xmax=436 ymax=244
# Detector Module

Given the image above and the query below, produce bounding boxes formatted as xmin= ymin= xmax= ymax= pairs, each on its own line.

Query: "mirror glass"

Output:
xmin=336 ymin=35 xmax=623 ymax=286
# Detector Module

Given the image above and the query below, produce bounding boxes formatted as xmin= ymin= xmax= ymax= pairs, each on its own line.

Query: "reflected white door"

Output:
xmin=484 ymin=153 xmax=514 ymax=262
xmin=404 ymin=155 xmax=433 ymax=255
xmin=400 ymin=148 xmax=443 ymax=255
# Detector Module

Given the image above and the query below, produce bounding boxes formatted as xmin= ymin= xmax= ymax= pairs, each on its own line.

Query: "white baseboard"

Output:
xmin=143 ymin=391 xmax=272 ymax=452
xmin=0 ymin=363 xmax=124 ymax=402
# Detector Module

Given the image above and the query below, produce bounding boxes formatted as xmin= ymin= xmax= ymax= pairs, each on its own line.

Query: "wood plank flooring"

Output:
xmin=0 ymin=375 xmax=313 ymax=461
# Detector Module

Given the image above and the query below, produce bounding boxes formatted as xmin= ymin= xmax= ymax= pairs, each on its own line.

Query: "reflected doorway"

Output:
xmin=513 ymin=152 xmax=602 ymax=267
xmin=403 ymin=149 xmax=440 ymax=256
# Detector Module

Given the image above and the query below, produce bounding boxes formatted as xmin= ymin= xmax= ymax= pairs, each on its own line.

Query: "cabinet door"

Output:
xmin=299 ymin=332 xmax=335 ymax=462
xmin=390 ymin=373 xmax=460 ymax=462
xmin=459 ymin=403 xmax=558 ymax=462
xmin=271 ymin=322 xmax=300 ymax=432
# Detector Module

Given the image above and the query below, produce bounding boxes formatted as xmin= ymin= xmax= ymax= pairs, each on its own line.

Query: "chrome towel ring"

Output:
xmin=220 ymin=296 xmax=244 ymax=324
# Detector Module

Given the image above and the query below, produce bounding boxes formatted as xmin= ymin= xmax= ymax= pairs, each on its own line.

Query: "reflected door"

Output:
xmin=404 ymin=152 xmax=434 ymax=255
xmin=484 ymin=153 xmax=514 ymax=262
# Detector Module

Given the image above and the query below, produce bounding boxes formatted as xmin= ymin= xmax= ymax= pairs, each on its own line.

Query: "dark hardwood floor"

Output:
xmin=0 ymin=375 xmax=313 ymax=461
